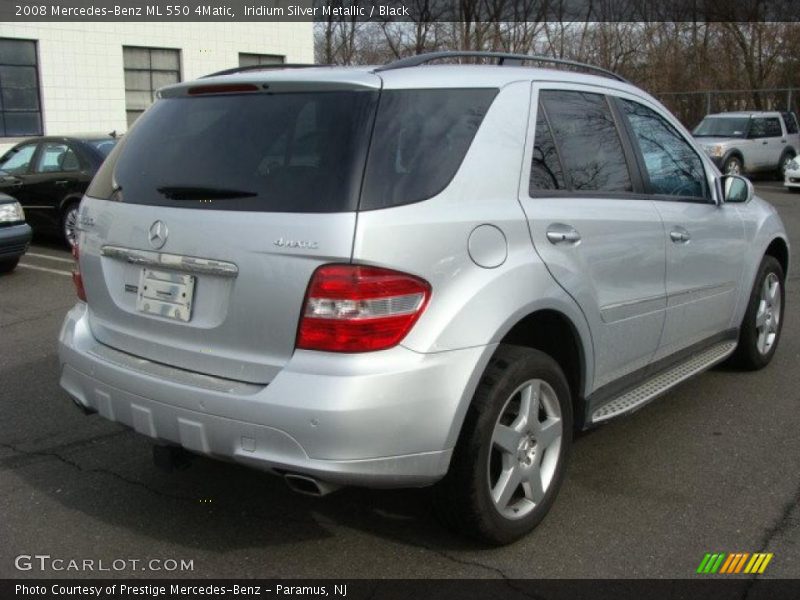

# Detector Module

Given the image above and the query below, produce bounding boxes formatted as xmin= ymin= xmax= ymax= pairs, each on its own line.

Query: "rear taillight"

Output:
xmin=297 ymin=264 xmax=431 ymax=352
xmin=72 ymin=244 xmax=86 ymax=302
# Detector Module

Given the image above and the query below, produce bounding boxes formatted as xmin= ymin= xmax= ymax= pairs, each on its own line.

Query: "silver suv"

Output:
xmin=59 ymin=52 xmax=789 ymax=545
xmin=693 ymin=110 xmax=800 ymax=177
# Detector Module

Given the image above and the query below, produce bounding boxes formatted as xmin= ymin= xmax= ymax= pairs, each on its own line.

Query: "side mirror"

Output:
xmin=720 ymin=174 xmax=753 ymax=203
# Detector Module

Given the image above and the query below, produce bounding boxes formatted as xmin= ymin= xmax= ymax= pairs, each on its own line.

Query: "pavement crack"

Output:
xmin=740 ymin=477 xmax=800 ymax=599
xmin=756 ymin=479 xmax=800 ymax=552
xmin=0 ymin=441 xmax=195 ymax=502
xmin=419 ymin=543 xmax=512 ymax=579
xmin=0 ymin=305 xmax=76 ymax=329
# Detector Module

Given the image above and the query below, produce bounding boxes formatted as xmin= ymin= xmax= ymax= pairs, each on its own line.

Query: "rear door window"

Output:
xmin=359 ymin=89 xmax=497 ymax=210
xmin=765 ymin=118 xmax=782 ymax=137
xmin=536 ymin=90 xmax=633 ymax=193
xmin=529 ymin=102 xmax=566 ymax=192
xmin=749 ymin=118 xmax=768 ymax=138
xmin=35 ymin=142 xmax=81 ymax=173
xmin=88 ymin=91 xmax=378 ymax=212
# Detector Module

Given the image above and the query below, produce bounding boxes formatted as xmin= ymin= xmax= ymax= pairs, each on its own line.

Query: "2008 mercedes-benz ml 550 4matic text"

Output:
xmin=58 ymin=52 xmax=789 ymax=545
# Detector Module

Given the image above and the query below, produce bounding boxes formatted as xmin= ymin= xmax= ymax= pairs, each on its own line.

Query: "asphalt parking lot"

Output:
xmin=1 ymin=182 xmax=798 ymax=580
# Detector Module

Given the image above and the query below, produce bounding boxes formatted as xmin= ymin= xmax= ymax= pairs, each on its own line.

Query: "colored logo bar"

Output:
xmin=697 ymin=552 xmax=773 ymax=574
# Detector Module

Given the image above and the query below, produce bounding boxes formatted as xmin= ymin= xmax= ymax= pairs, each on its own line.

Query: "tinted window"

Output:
xmin=693 ymin=117 xmax=749 ymax=138
xmin=0 ymin=143 xmax=36 ymax=174
xmin=88 ymin=91 xmax=378 ymax=212
xmin=35 ymin=142 xmax=80 ymax=173
xmin=360 ymin=89 xmax=497 ymax=210
xmin=782 ymin=113 xmax=799 ymax=134
xmin=621 ymin=100 xmax=708 ymax=200
xmin=539 ymin=90 xmax=632 ymax=192
xmin=529 ymin=102 xmax=565 ymax=192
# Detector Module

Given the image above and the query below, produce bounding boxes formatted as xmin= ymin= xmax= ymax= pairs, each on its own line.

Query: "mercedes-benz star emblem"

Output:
xmin=148 ymin=220 xmax=168 ymax=249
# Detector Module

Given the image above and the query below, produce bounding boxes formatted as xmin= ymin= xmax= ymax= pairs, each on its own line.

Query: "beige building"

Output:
xmin=0 ymin=22 xmax=314 ymax=152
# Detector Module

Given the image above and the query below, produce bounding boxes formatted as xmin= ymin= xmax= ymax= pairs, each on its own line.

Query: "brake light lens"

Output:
xmin=297 ymin=265 xmax=431 ymax=352
xmin=71 ymin=244 xmax=86 ymax=302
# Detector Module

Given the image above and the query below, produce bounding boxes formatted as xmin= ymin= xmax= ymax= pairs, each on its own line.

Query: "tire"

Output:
xmin=433 ymin=345 xmax=573 ymax=545
xmin=777 ymin=153 xmax=795 ymax=181
xmin=0 ymin=258 xmax=19 ymax=273
xmin=61 ymin=202 xmax=79 ymax=247
xmin=729 ymin=255 xmax=785 ymax=370
xmin=723 ymin=156 xmax=743 ymax=176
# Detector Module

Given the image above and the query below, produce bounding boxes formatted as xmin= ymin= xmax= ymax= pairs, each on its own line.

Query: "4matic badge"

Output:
xmin=273 ymin=238 xmax=319 ymax=250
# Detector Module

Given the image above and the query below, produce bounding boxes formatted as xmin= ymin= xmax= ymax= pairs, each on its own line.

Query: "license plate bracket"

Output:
xmin=136 ymin=268 xmax=196 ymax=322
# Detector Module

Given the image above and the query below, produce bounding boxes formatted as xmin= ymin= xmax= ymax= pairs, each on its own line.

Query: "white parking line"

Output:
xmin=24 ymin=252 xmax=74 ymax=264
xmin=17 ymin=263 xmax=72 ymax=277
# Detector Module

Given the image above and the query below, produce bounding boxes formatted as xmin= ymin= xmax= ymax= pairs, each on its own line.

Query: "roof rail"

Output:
xmin=374 ymin=51 xmax=629 ymax=83
xmin=201 ymin=63 xmax=330 ymax=79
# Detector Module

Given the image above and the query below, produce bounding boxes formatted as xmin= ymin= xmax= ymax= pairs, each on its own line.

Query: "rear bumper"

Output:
xmin=58 ymin=303 xmax=492 ymax=488
xmin=0 ymin=222 xmax=32 ymax=260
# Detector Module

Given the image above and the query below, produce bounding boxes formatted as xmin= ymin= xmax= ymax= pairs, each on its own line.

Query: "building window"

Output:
xmin=123 ymin=46 xmax=180 ymax=128
xmin=239 ymin=53 xmax=285 ymax=67
xmin=0 ymin=38 xmax=42 ymax=137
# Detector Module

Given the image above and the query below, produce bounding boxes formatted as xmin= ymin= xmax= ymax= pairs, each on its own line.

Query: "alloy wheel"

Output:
xmin=755 ymin=272 xmax=781 ymax=355
xmin=488 ymin=379 xmax=563 ymax=520
xmin=726 ymin=160 xmax=742 ymax=175
xmin=64 ymin=206 xmax=79 ymax=247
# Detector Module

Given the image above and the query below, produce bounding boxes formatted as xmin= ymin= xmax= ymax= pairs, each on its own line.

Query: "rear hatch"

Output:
xmin=78 ymin=73 xmax=379 ymax=384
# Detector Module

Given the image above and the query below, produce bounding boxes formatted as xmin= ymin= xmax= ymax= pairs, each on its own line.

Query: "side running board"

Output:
xmin=590 ymin=340 xmax=738 ymax=424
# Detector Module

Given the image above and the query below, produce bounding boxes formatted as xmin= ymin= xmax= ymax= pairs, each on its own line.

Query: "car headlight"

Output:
xmin=705 ymin=145 xmax=724 ymax=158
xmin=789 ymin=159 xmax=799 ymax=171
xmin=0 ymin=201 xmax=25 ymax=224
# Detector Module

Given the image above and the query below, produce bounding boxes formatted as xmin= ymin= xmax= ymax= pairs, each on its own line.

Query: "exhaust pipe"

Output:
xmin=70 ymin=396 xmax=96 ymax=416
xmin=153 ymin=444 xmax=193 ymax=472
xmin=284 ymin=473 xmax=341 ymax=497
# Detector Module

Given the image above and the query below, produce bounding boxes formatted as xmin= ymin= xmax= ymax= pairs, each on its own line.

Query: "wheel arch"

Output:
xmin=58 ymin=193 xmax=83 ymax=214
xmin=446 ymin=306 xmax=592 ymax=451
xmin=497 ymin=309 xmax=588 ymax=429
xmin=723 ymin=149 xmax=745 ymax=170
xmin=765 ymin=236 xmax=789 ymax=279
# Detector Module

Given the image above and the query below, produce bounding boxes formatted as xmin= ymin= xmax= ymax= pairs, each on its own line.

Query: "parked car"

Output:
xmin=58 ymin=52 xmax=789 ymax=545
xmin=0 ymin=134 xmax=118 ymax=246
xmin=0 ymin=193 xmax=31 ymax=273
xmin=693 ymin=110 xmax=799 ymax=177
xmin=785 ymin=156 xmax=800 ymax=193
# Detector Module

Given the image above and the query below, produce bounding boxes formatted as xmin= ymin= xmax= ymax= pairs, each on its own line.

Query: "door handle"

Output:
xmin=546 ymin=224 xmax=581 ymax=245
xmin=762 ymin=141 xmax=768 ymax=145
xmin=55 ymin=180 xmax=69 ymax=186
xmin=670 ymin=228 xmax=691 ymax=244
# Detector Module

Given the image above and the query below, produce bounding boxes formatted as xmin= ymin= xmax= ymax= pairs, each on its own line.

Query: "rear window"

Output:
xmin=88 ymin=91 xmax=378 ymax=212
xmin=85 ymin=138 xmax=118 ymax=158
xmin=359 ymin=88 xmax=497 ymax=210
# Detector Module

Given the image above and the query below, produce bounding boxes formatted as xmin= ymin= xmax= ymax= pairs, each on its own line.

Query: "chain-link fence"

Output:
xmin=658 ymin=88 xmax=799 ymax=130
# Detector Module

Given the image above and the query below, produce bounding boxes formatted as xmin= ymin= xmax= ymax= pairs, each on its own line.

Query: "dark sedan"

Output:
xmin=0 ymin=134 xmax=118 ymax=246
xmin=0 ymin=193 xmax=31 ymax=273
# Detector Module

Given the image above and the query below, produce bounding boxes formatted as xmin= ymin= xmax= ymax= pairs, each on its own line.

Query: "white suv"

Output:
xmin=59 ymin=52 xmax=789 ymax=544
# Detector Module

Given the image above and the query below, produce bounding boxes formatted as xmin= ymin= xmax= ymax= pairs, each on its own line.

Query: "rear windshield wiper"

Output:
xmin=157 ymin=186 xmax=257 ymax=200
